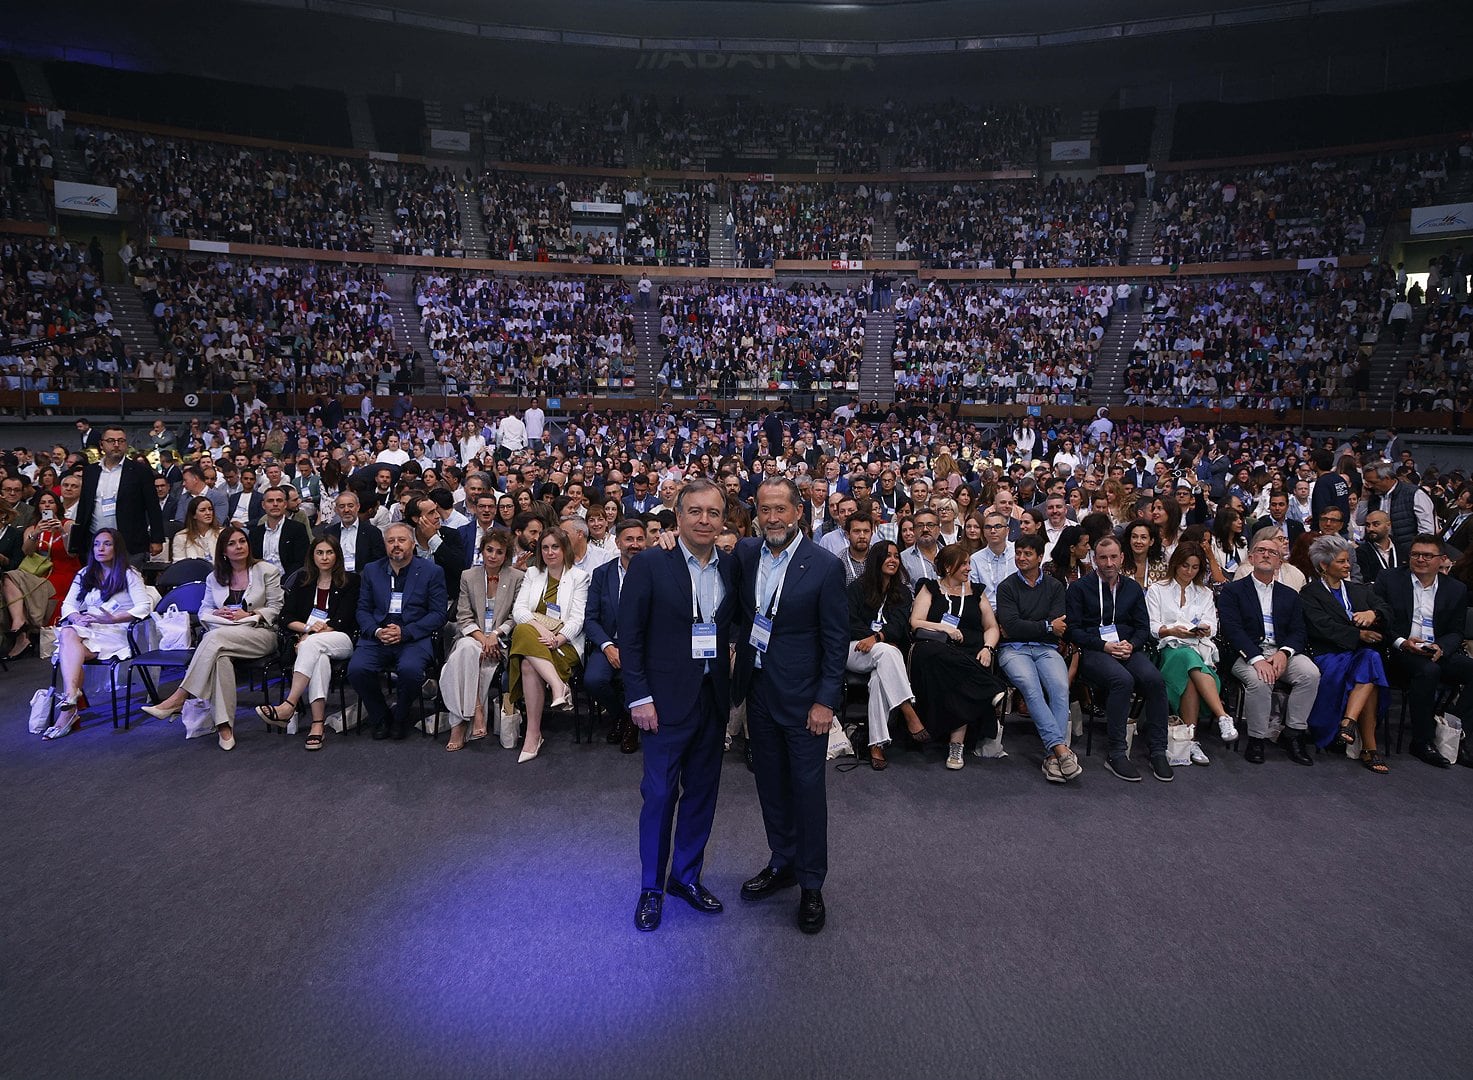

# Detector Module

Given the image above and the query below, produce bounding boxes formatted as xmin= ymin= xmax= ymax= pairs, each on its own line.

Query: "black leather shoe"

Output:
xmin=798 ymin=888 xmax=826 ymax=935
xmin=744 ymin=742 xmax=755 ymax=773
xmin=635 ymin=890 xmax=663 ymax=932
xmin=1283 ymin=731 xmax=1314 ymax=766
xmin=741 ymin=865 xmax=798 ymax=902
xmin=606 ymin=717 xmax=624 ymax=745
xmin=621 ymin=724 xmax=640 ymax=755
xmin=390 ymin=723 xmax=409 ymax=741
xmin=1244 ymin=736 xmax=1265 ymax=764
xmin=666 ymin=878 xmax=723 ymax=914
xmin=371 ymin=724 xmax=390 ymax=741
xmin=1411 ymin=742 xmax=1453 ymax=768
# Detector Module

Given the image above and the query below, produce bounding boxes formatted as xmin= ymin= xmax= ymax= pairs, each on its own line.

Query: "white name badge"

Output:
xmin=308 ymin=607 xmax=331 ymax=628
xmin=941 ymin=612 xmax=961 ymax=628
xmin=484 ymin=606 xmax=497 ymax=634
xmin=388 ymin=591 xmax=404 ymax=615
xmin=1100 ymin=623 xmax=1121 ymax=644
xmin=750 ymin=613 xmax=773 ymax=653
xmin=692 ymin=621 xmax=718 ymax=659
xmin=343 ymin=552 xmax=356 ymax=572
xmin=1420 ymin=616 xmax=1435 ymax=640
xmin=870 ymin=619 xmax=885 ymax=633
xmin=1262 ymin=613 xmax=1275 ymax=644
xmin=546 ymin=603 xmax=561 ymax=619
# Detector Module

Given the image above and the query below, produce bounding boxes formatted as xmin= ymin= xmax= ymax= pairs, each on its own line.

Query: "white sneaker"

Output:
xmin=1189 ymin=741 xmax=1211 ymax=766
xmin=946 ymin=742 xmax=965 ymax=770
xmin=1218 ymin=716 xmax=1238 ymax=742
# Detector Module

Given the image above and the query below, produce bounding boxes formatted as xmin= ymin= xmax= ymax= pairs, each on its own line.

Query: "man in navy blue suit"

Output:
xmin=457 ymin=492 xmax=502 ymax=567
xmin=348 ymin=522 xmax=448 ymax=740
xmin=585 ymin=518 xmax=648 ymax=755
xmin=620 ymin=480 xmax=737 ymax=932
xmin=731 ymin=477 xmax=848 ymax=935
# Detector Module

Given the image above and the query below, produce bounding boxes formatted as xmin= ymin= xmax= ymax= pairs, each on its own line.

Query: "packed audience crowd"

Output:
xmin=1123 ymin=263 xmax=1392 ymax=412
xmin=887 ymin=280 xmax=1110 ymax=405
xmin=7 ymin=401 xmax=1471 ymax=791
xmin=383 ymin=163 xmax=468 ymax=257
xmin=1393 ymin=255 xmax=1473 ymax=412
xmin=0 ymin=236 xmax=126 ymax=391
xmin=732 ymin=182 xmax=875 ymax=267
xmin=892 ymin=177 xmax=1135 ymax=269
xmin=1144 ymin=149 xmax=1452 ymax=265
xmin=655 ymin=282 xmax=865 ymax=393
xmin=413 ymin=272 xmax=636 ymax=395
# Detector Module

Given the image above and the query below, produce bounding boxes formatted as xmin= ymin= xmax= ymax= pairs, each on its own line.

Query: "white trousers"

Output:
xmin=292 ymin=631 xmax=355 ymax=705
xmin=846 ymin=641 xmax=916 ymax=747
xmin=181 ymin=625 xmax=279 ymax=729
xmin=440 ymin=636 xmax=500 ymax=724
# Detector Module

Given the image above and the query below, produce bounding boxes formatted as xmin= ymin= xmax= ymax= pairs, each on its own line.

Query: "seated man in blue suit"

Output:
xmin=458 ymin=492 xmax=501 ymax=567
xmin=620 ymin=480 xmax=738 ymax=933
xmin=1066 ymin=534 xmax=1171 ymax=783
xmin=585 ymin=518 xmax=648 ymax=755
xmin=1218 ymin=528 xmax=1320 ymax=765
xmin=731 ymin=477 xmax=848 ymax=936
xmin=348 ymin=522 xmax=448 ymax=740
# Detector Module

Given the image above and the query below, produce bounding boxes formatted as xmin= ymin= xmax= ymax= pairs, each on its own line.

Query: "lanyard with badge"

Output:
xmin=1418 ymin=583 xmax=1436 ymax=643
xmin=389 ymin=570 xmax=406 ymax=617
xmin=1098 ymin=577 xmax=1121 ymax=644
xmin=691 ymin=567 xmax=718 ymax=660
xmin=750 ymin=556 xmax=785 ymax=654
xmin=940 ymin=585 xmax=962 ymax=628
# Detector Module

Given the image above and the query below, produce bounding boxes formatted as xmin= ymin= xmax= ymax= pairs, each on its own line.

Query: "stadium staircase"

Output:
xmin=707 ymin=192 xmax=735 ymax=267
xmin=457 ymin=184 xmax=490 ymax=257
xmin=858 ymin=310 xmax=895 ymax=404
xmin=13 ymin=60 xmax=56 ymax=109
xmin=1146 ymin=103 xmax=1175 ymax=166
xmin=1366 ymin=305 xmax=1429 ymax=412
xmin=369 ymin=201 xmax=395 ymax=254
xmin=1124 ymin=201 xmax=1156 ymax=265
xmin=383 ymin=275 xmax=439 ymax=391
xmin=346 ymin=94 xmax=377 ymax=152
xmin=1091 ymin=301 xmax=1144 ymax=408
xmin=101 ymin=283 xmax=163 ymax=358
xmin=632 ymin=286 xmax=662 ymax=396
xmin=872 ymin=208 xmax=897 ymax=259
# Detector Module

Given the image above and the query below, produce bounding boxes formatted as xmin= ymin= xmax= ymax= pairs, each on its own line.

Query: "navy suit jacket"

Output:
xmin=323 ymin=520 xmax=387 ymax=571
xmin=730 ymin=536 xmax=848 ymax=719
xmin=457 ymin=521 xmax=479 ymax=566
xmin=585 ymin=556 xmax=625 ymax=654
xmin=1218 ymin=574 xmax=1309 ymax=662
xmin=1065 ymin=572 xmax=1150 ymax=652
xmin=1374 ymin=568 xmax=1469 ymax=654
xmin=619 ymin=544 xmax=738 ymax=724
xmin=355 ymin=555 xmax=448 ymax=644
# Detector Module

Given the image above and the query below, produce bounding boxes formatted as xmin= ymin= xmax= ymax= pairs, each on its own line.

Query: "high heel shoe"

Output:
xmin=6 ymin=632 xmax=35 ymax=660
xmin=141 ymin=701 xmax=184 ymax=722
xmin=548 ymin=689 xmax=572 ymax=712
xmin=256 ymin=703 xmax=292 ymax=729
xmin=42 ymin=701 xmax=81 ymax=740
xmin=517 ymin=736 xmax=544 ymax=763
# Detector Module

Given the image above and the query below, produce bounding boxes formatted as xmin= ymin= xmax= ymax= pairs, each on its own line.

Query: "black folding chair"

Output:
xmin=125 ymin=580 xmax=208 ymax=717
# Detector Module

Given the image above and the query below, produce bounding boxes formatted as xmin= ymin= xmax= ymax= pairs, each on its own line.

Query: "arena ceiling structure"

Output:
xmin=9 ymin=0 xmax=1473 ymax=106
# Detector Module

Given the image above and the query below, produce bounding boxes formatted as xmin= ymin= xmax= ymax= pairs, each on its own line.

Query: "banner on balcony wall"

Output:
xmin=570 ymin=201 xmax=624 ymax=215
xmin=53 ymin=181 xmax=118 ymax=216
xmin=1050 ymin=139 xmax=1092 ymax=162
xmin=1410 ymin=202 xmax=1473 ymax=237
xmin=429 ymin=129 xmax=472 ymax=153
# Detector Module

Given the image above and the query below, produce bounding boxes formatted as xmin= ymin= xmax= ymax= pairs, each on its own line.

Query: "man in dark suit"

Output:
xmin=621 ymin=472 xmax=659 ymax=517
xmin=586 ymin=519 xmax=647 ymax=755
xmin=1219 ymin=528 xmax=1321 ymax=765
xmin=227 ymin=469 xmax=264 ymax=527
xmin=621 ymin=481 xmax=738 ymax=932
xmin=1253 ymin=491 xmax=1305 ymax=549
xmin=249 ymin=486 xmax=310 ymax=577
xmin=1066 ymin=534 xmax=1171 ymax=783
xmin=322 ymin=489 xmax=385 ymax=574
xmin=348 ymin=522 xmax=448 ymax=740
xmin=457 ymin=492 xmax=500 ymax=567
xmin=731 ymin=477 xmax=848 ymax=935
xmin=155 ymin=475 xmax=182 ymax=526
xmin=1443 ymin=488 xmax=1473 ymax=553
xmin=75 ymin=418 xmax=100 ymax=457
xmin=1375 ymin=533 xmax=1473 ymax=768
xmin=1355 ymin=510 xmax=1399 ymax=585
xmin=70 ymin=426 xmax=164 ymax=564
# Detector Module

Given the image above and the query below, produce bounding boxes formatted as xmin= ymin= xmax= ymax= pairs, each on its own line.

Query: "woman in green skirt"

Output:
xmin=507 ymin=526 xmax=589 ymax=763
xmin=1146 ymin=541 xmax=1237 ymax=763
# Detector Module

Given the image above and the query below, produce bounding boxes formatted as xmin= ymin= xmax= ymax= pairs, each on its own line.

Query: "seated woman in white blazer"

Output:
xmin=506 ymin=526 xmax=588 ymax=762
xmin=442 ymin=530 xmax=525 ymax=752
xmin=143 ymin=525 xmax=284 ymax=751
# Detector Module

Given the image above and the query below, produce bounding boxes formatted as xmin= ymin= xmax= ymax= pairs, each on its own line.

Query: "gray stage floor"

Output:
xmin=3 ymin=651 xmax=1471 ymax=1080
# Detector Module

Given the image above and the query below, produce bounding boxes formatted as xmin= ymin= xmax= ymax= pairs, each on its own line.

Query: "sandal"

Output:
xmin=445 ymin=731 xmax=467 ymax=752
xmin=257 ymin=703 xmax=292 ymax=729
xmin=304 ymin=728 xmax=325 ymax=751
xmin=906 ymin=720 xmax=932 ymax=745
xmin=869 ymin=745 xmax=888 ymax=771
xmin=1360 ymin=748 xmax=1389 ymax=774
xmin=1337 ymin=717 xmax=1357 ymax=746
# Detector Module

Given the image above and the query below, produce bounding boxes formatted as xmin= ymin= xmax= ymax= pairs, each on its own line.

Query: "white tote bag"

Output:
xmin=1433 ymin=714 xmax=1464 ymax=764
xmin=1167 ymin=720 xmax=1197 ymax=767
xmin=181 ymin=699 xmax=215 ymax=739
xmin=28 ymin=688 xmax=53 ymax=734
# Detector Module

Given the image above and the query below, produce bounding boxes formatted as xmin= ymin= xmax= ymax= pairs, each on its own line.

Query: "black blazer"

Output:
xmin=1299 ymin=577 xmax=1390 ymax=656
xmin=0 ymin=522 xmax=23 ymax=571
xmin=1218 ymin=574 xmax=1309 ymax=662
xmin=425 ymin=526 xmax=467 ymax=602
xmin=70 ymin=458 xmax=165 ymax=559
xmin=322 ymin=519 xmax=387 ymax=572
xmin=229 ymin=490 xmax=265 ymax=526
xmin=1355 ymin=541 xmax=1401 ymax=586
xmin=1065 ymin=572 xmax=1150 ymax=652
xmin=845 ymin=577 xmax=911 ymax=646
xmin=1253 ymin=515 xmax=1305 ymax=546
xmin=281 ymin=575 xmax=361 ymax=636
xmin=249 ymin=518 xmax=310 ymax=577
xmin=1373 ymin=568 xmax=1469 ymax=654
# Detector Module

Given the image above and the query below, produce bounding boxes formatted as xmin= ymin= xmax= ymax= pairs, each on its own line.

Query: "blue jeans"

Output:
xmin=998 ymin=643 xmax=1072 ymax=752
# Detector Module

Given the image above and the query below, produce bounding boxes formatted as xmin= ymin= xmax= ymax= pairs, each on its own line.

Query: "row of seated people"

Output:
xmin=386 ymin=165 xmax=467 ymax=257
xmin=892 ymin=178 xmax=1135 ymax=269
xmin=2 ymin=122 xmax=56 ymax=217
xmin=1144 ymin=149 xmax=1452 ymax=265
xmin=1392 ymin=287 xmax=1473 ymax=413
xmin=413 ymin=272 xmax=636 ymax=395
xmin=1122 ymin=265 xmax=1392 ymax=410
xmin=887 ymin=281 xmax=1107 ymax=405
xmin=731 ymin=183 xmax=875 ymax=267
xmin=655 ymin=282 xmax=864 ymax=393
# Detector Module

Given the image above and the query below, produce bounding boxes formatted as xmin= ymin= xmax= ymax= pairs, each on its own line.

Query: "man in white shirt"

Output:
xmin=817 ymin=494 xmax=858 ymax=555
xmin=1042 ymin=494 xmax=1071 ymax=552
xmin=838 ymin=512 xmax=871 ymax=584
xmin=969 ymin=509 xmax=1016 ymax=599
xmin=565 ymin=515 xmax=613 ymax=575
xmin=524 ymin=400 xmax=546 ymax=444
xmin=498 ymin=411 xmax=528 ymax=455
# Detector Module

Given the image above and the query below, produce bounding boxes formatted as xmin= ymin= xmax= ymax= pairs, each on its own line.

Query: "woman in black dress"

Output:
xmin=908 ymin=542 xmax=1004 ymax=770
